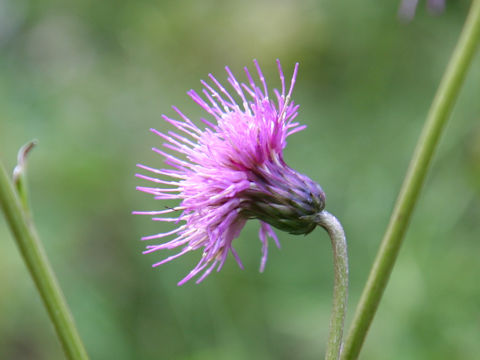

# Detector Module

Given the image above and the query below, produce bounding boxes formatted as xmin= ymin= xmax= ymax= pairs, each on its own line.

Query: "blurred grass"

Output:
xmin=1 ymin=0 xmax=479 ymax=359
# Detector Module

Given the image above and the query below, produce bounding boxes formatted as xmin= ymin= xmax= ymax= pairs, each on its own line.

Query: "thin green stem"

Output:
xmin=0 ymin=161 xmax=89 ymax=360
xmin=341 ymin=1 xmax=480 ymax=359
xmin=316 ymin=210 xmax=348 ymax=360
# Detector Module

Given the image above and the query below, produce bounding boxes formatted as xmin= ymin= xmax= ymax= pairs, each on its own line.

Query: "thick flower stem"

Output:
xmin=341 ymin=1 xmax=480 ymax=359
xmin=316 ymin=210 xmax=348 ymax=360
xmin=0 ymin=161 xmax=89 ymax=360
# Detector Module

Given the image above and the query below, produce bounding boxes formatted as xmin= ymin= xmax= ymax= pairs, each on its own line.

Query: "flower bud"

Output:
xmin=241 ymin=162 xmax=325 ymax=235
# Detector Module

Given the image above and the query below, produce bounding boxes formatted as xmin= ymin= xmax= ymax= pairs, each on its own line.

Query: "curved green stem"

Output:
xmin=316 ymin=210 xmax=348 ymax=360
xmin=341 ymin=1 xmax=480 ymax=359
xmin=0 ymin=161 xmax=89 ymax=360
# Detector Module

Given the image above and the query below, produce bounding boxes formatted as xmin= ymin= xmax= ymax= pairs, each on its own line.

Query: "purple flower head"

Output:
xmin=398 ymin=0 xmax=446 ymax=21
xmin=135 ymin=60 xmax=325 ymax=285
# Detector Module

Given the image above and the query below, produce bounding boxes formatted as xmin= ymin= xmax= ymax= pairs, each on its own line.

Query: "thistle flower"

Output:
xmin=135 ymin=60 xmax=325 ymax=285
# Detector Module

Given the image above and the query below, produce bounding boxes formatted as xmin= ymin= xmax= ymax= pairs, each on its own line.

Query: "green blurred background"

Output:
xmin=1 ymin=0 xmax=479 ymax=359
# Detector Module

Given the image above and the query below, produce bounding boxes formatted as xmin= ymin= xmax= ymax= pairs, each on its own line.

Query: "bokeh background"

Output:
xmin=1 ymin=0 xmax=480 ymax=359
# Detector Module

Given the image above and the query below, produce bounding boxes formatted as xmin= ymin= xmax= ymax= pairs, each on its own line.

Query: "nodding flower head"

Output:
xmin=134 ymin=60 xmax=325 ymax=285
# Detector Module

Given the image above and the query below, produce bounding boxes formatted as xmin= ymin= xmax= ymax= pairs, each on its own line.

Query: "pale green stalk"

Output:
xmin=341 ymin=1 xmax=480 ymax=359
xmin=0 ymin=159 xmax=89 ymax=360
xmin=316 ymin=211 xmax=348 ymax=360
